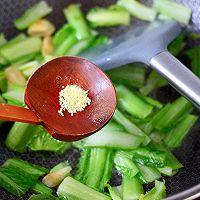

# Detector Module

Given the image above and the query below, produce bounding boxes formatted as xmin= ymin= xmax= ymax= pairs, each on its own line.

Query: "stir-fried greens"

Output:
xmin=0 ymin=0 xmax=199 ymax=199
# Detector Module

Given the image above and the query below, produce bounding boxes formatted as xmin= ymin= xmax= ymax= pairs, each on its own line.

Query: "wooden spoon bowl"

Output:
xmin=24 ymin=56 xmax=116 ymax=141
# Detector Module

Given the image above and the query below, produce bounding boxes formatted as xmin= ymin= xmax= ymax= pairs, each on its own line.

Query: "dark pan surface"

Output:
xmin=0 ymin=0 xmax=200 ymax=200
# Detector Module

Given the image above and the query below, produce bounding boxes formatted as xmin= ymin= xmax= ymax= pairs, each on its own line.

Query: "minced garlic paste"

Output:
xmin=58 ymin=84 xmax=91 ymax=116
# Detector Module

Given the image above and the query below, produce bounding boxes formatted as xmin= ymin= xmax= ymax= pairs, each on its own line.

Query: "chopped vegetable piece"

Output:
xmin=114 ymin=151 xmax=139 ymax=178
xmin=0 ymin=37 xmax=42 ymax=63
xmin=29 ymin=194 xmax=58 ymax=200
xmin=85 ymin=129 xmax=144 ymax=149
xmin=18 ymin=60 xmax=39 ymax=78
xmin=3 ymin=158 xmax=49 ymax=176
xmin=136 ymin=164 xmax=161 ymax=183
xmin=99 ymin=150 xmax=113 ymax=192
xmin=85 ymin=148 xmax=108 ymax=190
xmin=107 ymin=184 xmax=122 ymax=200
xmin=0 ymin=158 xmax=47 ymax=196
xmin=140 ymin=70 xmax=168 ymax=95
xmin=32 ymin=182 xmax=53 ymax=195
xmin=114 ymin=109 xmax=150 ymax=145
xmin=27 ymin=125 xmax=71 ymax=153
xmin=164 ymin=114 xmax=197 ymax=148
xmin=185 ymin=45 xmax=200 ymax=77
xmin=122 ymin=176 xmax=144 ymax=200
xmin=42 ymin=166 xmax=71 ymax=187
xmin=106 ymin=64 xmax=145 ymax=88
xmin=87 ymin=7 xmax=130 ymax=27
xmin=57 ymin=177 xmax=111 ymax=200
xmin=132 ymin=148 xmax=167 ymax=168
xmin=53 ymin=25 xmax=73 ymax=47
xmin=54 ymin=34 xmax=77 ymax=56
xmin=116 ymin=85 xmax=153 ymax=118
xmin=75 ymin=148 xmax=91 ymax=182
xmin=14 ymin=1 xmax=53 ymax=30
xmin=139 ymin=180 xmax=166 ymax=200
xmin=0 ymin=33 xmax=7 ymax=47
xmin=5 ymin=122 xmax=37 ymax=152
xmin=0 ymin=72 xmax=7 ymax=92
xmin=90 ymin=35 xmax=109 ymax=48
xmin=168 ymin=33 xmax=185 ymax=56
xmin=117 ymin=0 xmax=157 ymax=21
xmin=2 ymin=89 xmax=25 ymax=106
xmin=151 ymin=97 xmax=192 ymax=132
xmin=0 ymin=166 xmax=38 ymax=196
xmin=138 ymin=94 xmax=163 ymax=109
xmin=64 ymin=4 xmax=91 ymax=40
xmin=50 ymin=161 xmax=70 ymax=173
xmin=67 ymin=36 xmax=96 ymax=56
xmin=153 ymin=0 xmax=191 ymax=25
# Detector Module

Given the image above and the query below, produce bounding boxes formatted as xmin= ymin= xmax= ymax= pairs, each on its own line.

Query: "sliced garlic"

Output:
xmin=28 ymin=19 xmax=55 ymax=37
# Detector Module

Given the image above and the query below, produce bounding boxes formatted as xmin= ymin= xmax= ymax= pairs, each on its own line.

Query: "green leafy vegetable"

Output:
xmin=0 ymin=158 xmax=48 ymax=196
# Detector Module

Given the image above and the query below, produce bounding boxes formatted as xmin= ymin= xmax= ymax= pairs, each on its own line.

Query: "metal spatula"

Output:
xmin=82 ymin=1 xmax=200 ymax=109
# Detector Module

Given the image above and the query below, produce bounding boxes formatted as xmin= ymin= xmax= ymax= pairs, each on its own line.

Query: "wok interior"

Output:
xmin=0 ymin=0 xmax=200 ymax=199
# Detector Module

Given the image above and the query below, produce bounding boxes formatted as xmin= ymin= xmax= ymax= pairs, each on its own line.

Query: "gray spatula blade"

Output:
xmin=81 ymin=20 xmax=200 ymax=110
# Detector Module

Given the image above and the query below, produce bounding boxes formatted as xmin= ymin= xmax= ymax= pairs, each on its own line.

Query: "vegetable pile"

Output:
xmin=0 ymin=0 xmax=199 ymax=200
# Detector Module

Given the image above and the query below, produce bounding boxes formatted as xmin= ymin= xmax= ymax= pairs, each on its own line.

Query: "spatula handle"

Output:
xmin=150 ymin=51 xmax=200 ymax=108
xmin=0 ymin=104 xmax=41 ymax=124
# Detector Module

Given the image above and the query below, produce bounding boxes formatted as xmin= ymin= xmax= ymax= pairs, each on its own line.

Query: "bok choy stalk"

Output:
xmin=116 ymin=85 xmax=153 ymax=119
xmin=164 ymin=114 xmax=197 ymax=148
xmin=153 ymin=0 xmax=192 ymax=25
xmin=64 ymin=4 xmax=91 ymax=40
xmin=117 ymin=0 xmax=157 ymax=21
xmin=113 ymin=109 xmax=150 ymax=145
xmin=84 ymin=128 xmax=144 ymax=149
xmin=151 ymin=97 xmax=192 ymax=132
xmin=57 ymin=177 xmax=111 ymax=200
xmin=140 ymin=70 xmax=168 ymax=95
xmin=28 ymin=194 xmax=58 ymax=200
xmin=32 ymin=182 xmax=53 ymax=195
xmin=106 ymin=64 xmax=145 ymax=88
xmin=136 ymin=164 xmax=161 ymax=184
xmin=139 ymin=180 xmax=166 ymax=200
xmin=107 ymin=184 xmax=122 ymax=200
xmin=14 ymin=1 xmax=53 ymax=30
xmin=86 ymin=7 xmax=130 ymax=27
xmin=0 ymin=37 xmax=42 ymax=63
xmin=114 ymin=151 xmax=139 ymax=178
xmin=122 ymin=176 xmax=144 ymax=200
xmin=75 ymin=148 xmax=91 ymax=183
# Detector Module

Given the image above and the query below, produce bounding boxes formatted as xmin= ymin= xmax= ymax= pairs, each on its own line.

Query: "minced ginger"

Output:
xmin=58 ymin=84 xmax=91 ymax=116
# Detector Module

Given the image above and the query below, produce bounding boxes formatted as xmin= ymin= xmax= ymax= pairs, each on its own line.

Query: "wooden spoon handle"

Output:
xmin=0 ymin=104 xmax=41 ymax=124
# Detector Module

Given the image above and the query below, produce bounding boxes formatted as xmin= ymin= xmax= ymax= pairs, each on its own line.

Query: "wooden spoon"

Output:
xmin=0 ymin=56 xmax=116 ymax=141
